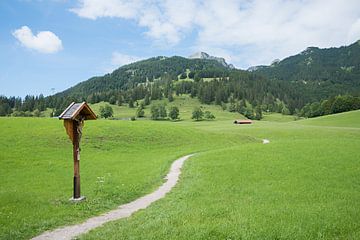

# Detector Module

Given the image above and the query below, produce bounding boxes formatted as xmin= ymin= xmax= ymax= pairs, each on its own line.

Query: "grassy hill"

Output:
xmin=296 ymin=109 xmax=360 ymax=128
xmin=1 ymin=108 xmax=359 ymax=239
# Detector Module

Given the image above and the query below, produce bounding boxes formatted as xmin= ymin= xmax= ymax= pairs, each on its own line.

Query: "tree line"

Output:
xmin=298 ymin=94 xmax=360 ymax=118
xmin=1 ymin=50 xmax=360 ymax=118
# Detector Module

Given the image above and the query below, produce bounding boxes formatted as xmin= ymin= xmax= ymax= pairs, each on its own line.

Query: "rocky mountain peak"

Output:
xmin=188 ymin=52 xmax=234 ymax=69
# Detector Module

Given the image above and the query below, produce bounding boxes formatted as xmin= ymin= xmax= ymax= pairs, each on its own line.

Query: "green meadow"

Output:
xmin=0 ymin=107 xmax=359 ymax=239
xmin=90 ymin=95 xmax=243 ymax=121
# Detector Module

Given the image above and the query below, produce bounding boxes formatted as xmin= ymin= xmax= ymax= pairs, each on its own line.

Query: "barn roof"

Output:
xmin=234 ymin=119 xmax=252 ymax=122
xmin=234 ymin=119 xmax=253 ymax=124
xmin=58 ymin=102 xmax=96 ymax=120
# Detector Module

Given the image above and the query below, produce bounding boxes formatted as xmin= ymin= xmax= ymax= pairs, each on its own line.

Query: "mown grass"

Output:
xmin=0 ymin=117 xmax=253 ymax=240
xmin=262 ymin=112 xmax=296 ymax=122
xmin=296 ymin=110 xmax=360 ymax=128
xmin=1 ymin=109 xmax=359 ymax=239
xmin=79 ymin=111 xmax=360 ymax=240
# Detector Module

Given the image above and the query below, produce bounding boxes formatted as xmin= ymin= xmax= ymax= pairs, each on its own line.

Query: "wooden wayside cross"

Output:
xmin=58 ymin=102 xmax=96 ymax=201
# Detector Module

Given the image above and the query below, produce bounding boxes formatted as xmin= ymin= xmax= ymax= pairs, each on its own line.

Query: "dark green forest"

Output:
xmin=254 ymin=41 xmax=360 ymax=101
xmin=1 ymin=41 xmax=360 ymax=118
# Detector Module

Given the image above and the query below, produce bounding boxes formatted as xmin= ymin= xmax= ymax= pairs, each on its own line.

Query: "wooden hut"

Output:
xmin=234 ymin=119 xmax=253 ymax=124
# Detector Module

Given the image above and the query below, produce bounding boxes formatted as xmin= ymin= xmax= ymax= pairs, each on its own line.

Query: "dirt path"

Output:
xmin=32 ymin=154 xmax=193 ymax=240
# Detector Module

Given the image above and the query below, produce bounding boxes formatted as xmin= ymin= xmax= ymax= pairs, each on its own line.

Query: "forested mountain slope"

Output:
xmin=1 ymin=41 xmax=360 ymax=117
xmin=253 ymin=40 xmax=360 ymax=100
xmin=57 ymin=56 xmax=230 ymax=99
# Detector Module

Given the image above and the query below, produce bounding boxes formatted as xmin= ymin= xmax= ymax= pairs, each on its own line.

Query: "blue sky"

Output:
xmin=1 ymin=0 xmax=360 ymax=97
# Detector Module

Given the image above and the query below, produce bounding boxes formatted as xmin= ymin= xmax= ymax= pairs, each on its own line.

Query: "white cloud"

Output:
xmin=71 ymin=0 xmax=360 ymax=68
xmin=12 ymin=26 xmax=63 ymax=54
xmin=103 ymin=52 xmax=144 ymax=73
xmin=70 ymin=0 xmax=142 ymax=20
xmin=111 ymin=52 xmax=143 ymax=67
xmin=348 ymin=18 xmax=360 ymax=44
xmin=70 ymin=0 xmax=196 ymax=45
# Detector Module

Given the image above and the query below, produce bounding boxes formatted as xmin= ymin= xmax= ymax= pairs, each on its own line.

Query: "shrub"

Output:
xmin=204 ymin=111 xmax=215 ymax=120
xmin=136 ymin=103 xmax=145 ymax=118
xmin=151 ymin=105 xmax=160 ymax=120
xmin=168 ymin=106 xmax=180 ymax=120
xmin=192 ymin=107 xmax=203 ymax=121
xmin=99 ymin=104 xmax=113 ymax=118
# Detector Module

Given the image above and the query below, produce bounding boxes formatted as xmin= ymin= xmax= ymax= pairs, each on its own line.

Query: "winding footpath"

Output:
xmin=32 ymin=154 xmax=194 ymax=240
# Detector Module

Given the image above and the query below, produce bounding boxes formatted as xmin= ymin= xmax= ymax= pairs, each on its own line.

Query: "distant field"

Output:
xmin=90 ymin=95 xmax=244 ymax=121
xmin=1 ymin=110 xmax=359 ymax=239
xmin=296 ymin=110 xmax=360 ymax=128
xmin=262 ymin=112 xmax=296 ymax=122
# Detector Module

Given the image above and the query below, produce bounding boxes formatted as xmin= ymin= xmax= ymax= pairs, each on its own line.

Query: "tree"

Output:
xmin=281 ymin=106 xmax=290 ymax=115
xmin=179 ymin=72 xmax=187 ymax=79
xmin=168 ymin=106 xmax=179 ymax=120
xmin=0 ymin=100 xmax=11 ymax=116
xmin=191 ymin=107 xmax=203 ymax=121
xmin=117 ymin=95 xmax=124 ymax=106
xmin=144 ymin=94 xmax=150 ymax=105
xmin=331 ymin=95 xmax=348 ymax=114
xmin=136 ymin=105 xmax=145 ymax=118
xmin=109 ymin=96 xmax=116 ymax=105
xmin=204 ymin=111 xmax=215 ymax=120
xmin=33 ymin=109 xmax=41 ymax=117
xmin=228 ymin=103 xmax=236 ymax=112
xmin=158 ymin=104 xmax=167 ymax=119
xmin=244 ymin=106 xmax=254 ymax=119
xmin=128 ymin=98 xmax=134 ymax=108
xmin=188 ymin=71 xmax=195 ymax=79
xmin=99 ymin=104 xmax=113 ymax=118
xmin=150 ymin=105 xmax=160 ymax=120
xmin=168 ymin=92 xmax=174 ymax=102
xmin=254 ymin=105 xmax=262 ymax=120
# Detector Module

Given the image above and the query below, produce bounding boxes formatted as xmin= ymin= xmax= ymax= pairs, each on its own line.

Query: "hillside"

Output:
xmin=253 ymin=40 xmax=360 ymax=100
xmin=32 ymin=40 xmax=360 ymax=112
xmin=1 ymin=41 xmax=360 ymax=118
xmin=297 ymin=109 xmax=360 ymax=128
xmin=57 ymin=56 xmax=231 ymax=99
xmin=46 ymin=55 xmax=298 ymax=118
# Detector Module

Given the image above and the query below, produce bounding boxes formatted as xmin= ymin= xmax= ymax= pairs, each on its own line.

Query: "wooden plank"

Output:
xmin=72 ymin=120 xmax=81 ymax=199
xmin=63 ymin=120 xmax=74 ymax=143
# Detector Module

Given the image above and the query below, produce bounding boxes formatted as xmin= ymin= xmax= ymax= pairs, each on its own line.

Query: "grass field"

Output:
xmin=90 ymin=95 xmax=244 ymax=121
xmin=79 ymin=111 xmax=360 ymax=239
xmin=0 ymin=108 xmax=359 ymax=239
xmin=0 ymin=117 xmax=252 ymax=239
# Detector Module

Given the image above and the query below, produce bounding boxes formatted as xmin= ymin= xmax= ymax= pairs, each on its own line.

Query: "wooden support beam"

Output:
xmin=72 ymin=120 xmax=81 ymax=199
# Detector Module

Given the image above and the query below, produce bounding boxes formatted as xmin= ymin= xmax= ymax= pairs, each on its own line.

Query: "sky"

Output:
xmin=1 ymin=0 xmax=360 ymax=97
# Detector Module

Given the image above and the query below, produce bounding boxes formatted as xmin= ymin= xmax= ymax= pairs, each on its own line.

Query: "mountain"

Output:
xmin=51 ymin=41 xmax=360 ymax=113
xmin=56 ymin=56 xmax=231 ymax=99
xmin=251 ymin=41 xmax=360 ymax=99
xmin=49 ymin=54 xmax=299 ymax=117
xmin=189 ymin=52 xmax=235 ymax=69
xmin=2 ymin=41 xmax=360 ymax=118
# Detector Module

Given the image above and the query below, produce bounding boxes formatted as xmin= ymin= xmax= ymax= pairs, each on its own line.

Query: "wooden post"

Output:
xmin=59 ymin=102 xmax=96 ymax=202
xmin=73 ymin=120 xmax=81 ymax=199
